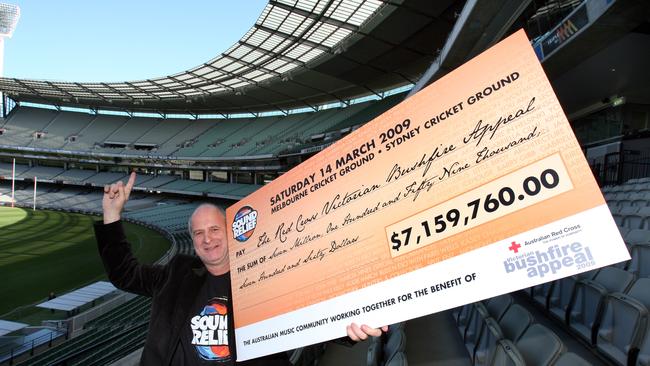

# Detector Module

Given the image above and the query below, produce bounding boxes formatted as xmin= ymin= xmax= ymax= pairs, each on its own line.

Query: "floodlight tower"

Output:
xmin=0 ymin=4 xmax=18 ymax=206
xmin=0 ymin=3 xmax=20 ymax=77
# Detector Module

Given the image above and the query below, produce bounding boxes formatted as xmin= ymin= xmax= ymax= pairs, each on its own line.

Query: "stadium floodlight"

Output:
xmin=0 ymin=3 xmax=19 ymax=38
xmin=0 ymin=3 xmax=18 ymax=114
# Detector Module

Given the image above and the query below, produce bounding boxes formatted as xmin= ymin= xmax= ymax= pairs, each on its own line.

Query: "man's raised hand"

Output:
xmin=102 ymin=172 xmax=136 ymax=224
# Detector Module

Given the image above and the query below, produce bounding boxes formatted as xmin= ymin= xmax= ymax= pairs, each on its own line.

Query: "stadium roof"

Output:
xmin=36 ymin=281 xmax=117 ymax=312
xmin=0 ymin=320 xmax=27 ymax=336
xmin=0 ymin=0 xmax=465 ymax=115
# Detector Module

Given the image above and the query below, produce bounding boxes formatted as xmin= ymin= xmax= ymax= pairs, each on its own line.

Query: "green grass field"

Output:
xmin=0 ymin=207 xmax=170 ymax=315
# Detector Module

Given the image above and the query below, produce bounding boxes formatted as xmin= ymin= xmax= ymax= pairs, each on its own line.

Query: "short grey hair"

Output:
xmin=188 ymin=203 xmax=226 ymax=236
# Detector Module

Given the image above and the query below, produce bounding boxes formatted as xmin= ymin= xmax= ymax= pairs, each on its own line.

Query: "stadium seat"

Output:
xmin=568 ymin=267 xmax=635 ymax=344
xmin=619 ymin=196 xmax=636 ymax=210
xmin=619 ymin=226 xmax=633 ymax=241
xmin=492 ymin=340 xmax=525 ymax=366
xmin=624 ymin=207 xmax=650 ymax=230
xmin=464 ymin=303 xmax=489 ymax=355
xmin=531 ymin=281 xmax=554 ymax=309
xmin=485 ymin=294 xmax=513 ymax=322
xmin=473 ymin=317 xmax=503 ymax=366
xmin=637 ymin=332 xmax=650 ymax=366
xmin=626 ymin=229 xmax=650 ymax=246
xmin=639 ymin=185 xmax=650 ymax=195
xmin=631 ymin=192 xmax=649 ymax=208
xmin=615 ymin=192 xmax=631 ymax=200
xmin=597 ymin=278 xmax=650 ymax=366
xmin=548 ymin=270 xmax=598 ymax=323
xmin=553 ymin=352 xmax=593 ymax=366
xmin=498 ymin=304 xmax=533 ymax=342
xmin=516 ymin=324 xmax=565 ymax=365
xmin=629 ymin=244 xmax=650 ymax=278
xmin=624 ymin=184 xmax=638 ymax=192
xmin=614 ymin=207 xmax=639 ymax=227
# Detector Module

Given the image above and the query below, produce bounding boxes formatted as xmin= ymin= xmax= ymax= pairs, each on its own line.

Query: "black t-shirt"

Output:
xmin=173 ymin=272 xmax=235 ymax=365
xmin=171 ymin=272 xmax=291 ymax=366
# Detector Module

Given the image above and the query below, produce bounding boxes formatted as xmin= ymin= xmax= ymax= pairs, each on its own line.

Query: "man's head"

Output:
xmin=189 ymin=203 xmax=229 ymax=276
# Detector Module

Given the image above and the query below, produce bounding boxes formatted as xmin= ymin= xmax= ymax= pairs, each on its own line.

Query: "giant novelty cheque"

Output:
xmin=226 ymin=30 xmax=629 ymax=361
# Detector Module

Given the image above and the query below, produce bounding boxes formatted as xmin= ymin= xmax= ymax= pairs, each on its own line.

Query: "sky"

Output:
xmin=2 ymin=0 xmax=268 ymax=82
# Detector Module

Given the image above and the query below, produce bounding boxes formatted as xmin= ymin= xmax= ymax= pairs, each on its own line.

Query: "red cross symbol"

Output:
xmin=508 ymin=241 xmax=521 ymax=253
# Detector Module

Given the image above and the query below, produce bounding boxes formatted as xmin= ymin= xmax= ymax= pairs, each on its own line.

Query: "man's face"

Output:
xmin=191 ymin=205 xmax=229 ymax=274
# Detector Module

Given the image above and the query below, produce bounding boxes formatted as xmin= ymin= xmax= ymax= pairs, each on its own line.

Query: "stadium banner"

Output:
xmin=225 ymin=29 xmax=629 ymax=361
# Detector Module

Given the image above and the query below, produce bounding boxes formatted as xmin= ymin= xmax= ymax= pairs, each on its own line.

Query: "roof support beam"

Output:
xmin=254 ymin=24 xmax=333 ymax=53
xmin=268 ymin=0 xmax=360 ymax=32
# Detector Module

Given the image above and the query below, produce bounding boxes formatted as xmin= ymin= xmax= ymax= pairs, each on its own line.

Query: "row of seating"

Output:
xmin=19 ymin=297 xmax=152 ymax=366
xmin=527 ymin=265 xmax=650 ymax=365
xmin=0 ymin=93 xmax=404 ymax=158
xmin=610 ymin=207 xmax=650 ymax=229
xmin=607 ymin=192 xmax=650 ymax=209
xmin=606 ymin=179 xmax=650 ymax=230
xmin=452 ymin=294 xmax=589 ymax=366
xmin=0 ymin=183 xmax=162 ymax=215
xmin=453 ymin=294 xmax=589 ymax=365
xmin=0 ymin=162 xmax=262 ymax=200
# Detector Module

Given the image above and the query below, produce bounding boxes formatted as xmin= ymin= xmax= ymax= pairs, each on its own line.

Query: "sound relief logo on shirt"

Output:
xmin=191 ymin=297 xmax=231 ymax=362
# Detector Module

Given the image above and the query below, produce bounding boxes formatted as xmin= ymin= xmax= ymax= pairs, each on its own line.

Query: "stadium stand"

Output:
xmin=0 ymin=162 xmax=29 ymax=177
xmin=0 ymin=91 xmax=408 ymax=161
xmin=0 ymin=161 xmax=262 ymax=200
xmin=17 ymin=296 xmax=151 ymax=366
xmin=53 ymin=169 xmax=98 ymax=184
xmin=1 ymin=0 xmax=649 ymax=364
xmin=38 ymin=110 xmax=95 ymax=150
xmin=0 ymin=107 xmax=57 ymax=147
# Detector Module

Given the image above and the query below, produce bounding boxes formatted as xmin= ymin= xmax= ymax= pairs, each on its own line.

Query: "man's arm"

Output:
xmin=102 ymin=171 xmax=135 ymax=225
xmin=95 ymin=172 xmax=166 ymax=297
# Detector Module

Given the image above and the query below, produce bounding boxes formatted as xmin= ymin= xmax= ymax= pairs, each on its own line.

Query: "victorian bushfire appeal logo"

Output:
xmin=232 ymin=206 xmax=257 ymax=242
xmin=503 ymin=240 xmax=594 ymax=278
xmin=191 ymin=297 xmax=231 ymax=362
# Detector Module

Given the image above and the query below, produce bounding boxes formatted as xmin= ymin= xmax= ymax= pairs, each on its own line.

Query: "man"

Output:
xmin=96 ymin=172 xmax=384 ymax=365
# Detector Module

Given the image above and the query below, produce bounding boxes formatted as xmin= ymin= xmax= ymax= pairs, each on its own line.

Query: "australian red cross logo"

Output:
xmin=508 ymin=241 xmax=521 ymax=253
